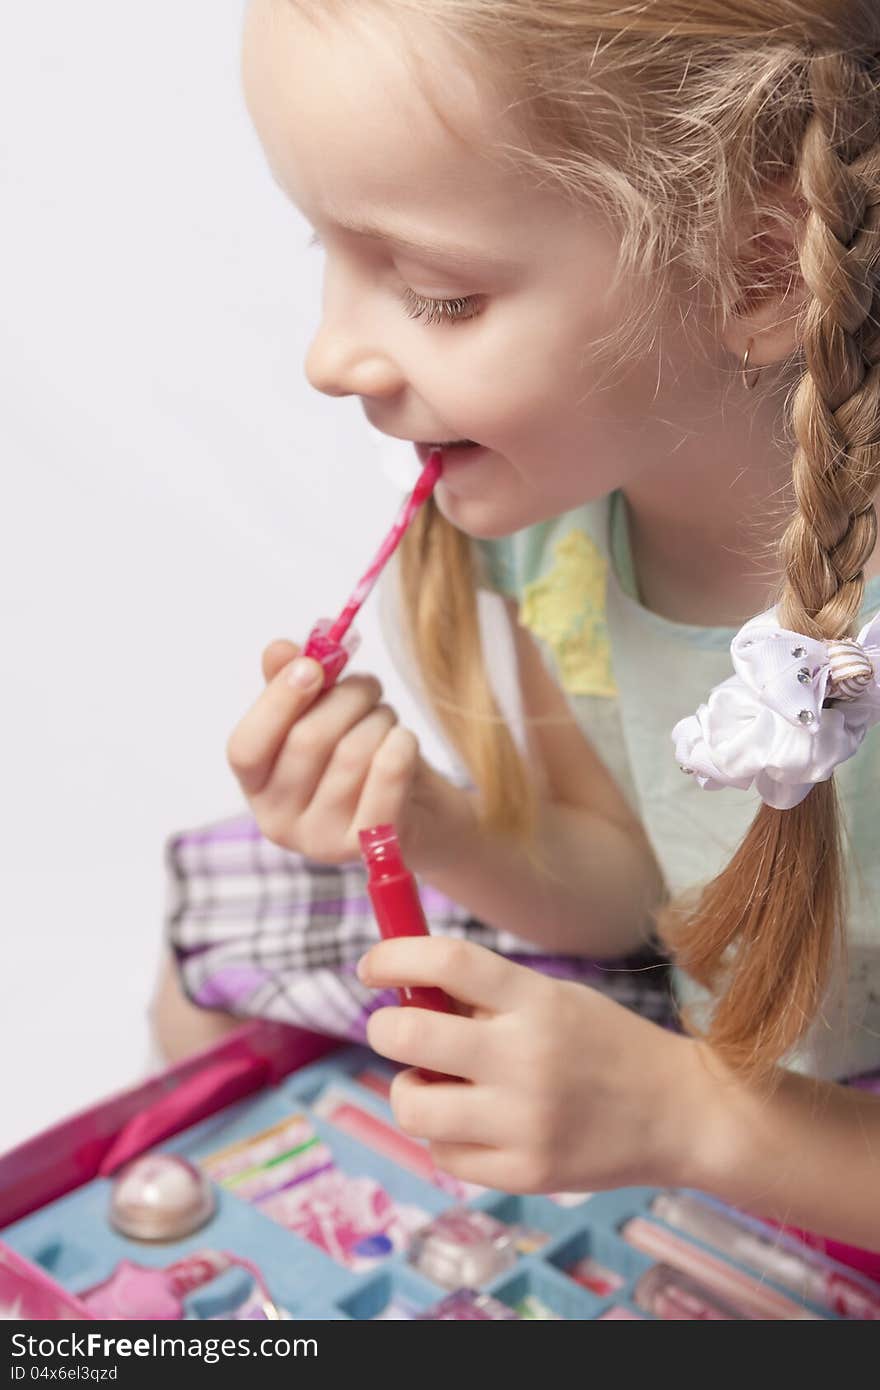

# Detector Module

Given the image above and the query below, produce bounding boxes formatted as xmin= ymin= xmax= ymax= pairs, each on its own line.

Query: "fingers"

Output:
xmin=425 ymin=1141 xmax=530 ymax=1193
xmin=271 ymin=693 xmax=394 ymax=816
xmin=367 ymin=1005 xmax=496 ymax=1086
xmin=226 ymin=654 xmax=324 ymax=796
xmin=324 ymin=706 xmax=398 ymax=788
xmin=359 ymin=936 xmax=541 ymax=1015
xmin=353 ymin=726 xmax=419 ymax=831
xmin=388 ymin=1070 xmax=508 ymax=1147
xmin=229 ymin=637 xmax=423 ymax=864
xmin=385 ymin=1069 xmax=556 ymax=1192
xmin=226 ymin=662 xmax=383 ymax=799
xmin=261 ymin=639 xmax=298 ymax=684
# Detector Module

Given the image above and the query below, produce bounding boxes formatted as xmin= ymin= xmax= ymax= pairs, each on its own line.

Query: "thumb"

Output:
xmin=261 ymin=639 xmax=300 ymax=685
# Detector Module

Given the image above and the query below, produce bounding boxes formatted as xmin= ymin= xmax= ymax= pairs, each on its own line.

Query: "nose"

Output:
xmin=304 ymin=277 xmax=405 ymax=400
xmin=305 ymin=330 xmax=403 ymax=398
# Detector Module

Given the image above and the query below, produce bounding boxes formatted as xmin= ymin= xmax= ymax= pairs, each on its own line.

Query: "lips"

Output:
xmin=415 ymin=440 xmax=487 ymax=468
xmin=420 ymin=439 xmax=478 ymax=448
xmin=365 ymin=418 xmax=478 ymax=449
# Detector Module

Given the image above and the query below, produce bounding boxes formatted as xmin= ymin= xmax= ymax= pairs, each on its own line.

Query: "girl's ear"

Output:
xmin=718 ymin=181 xmax=809 ymax=369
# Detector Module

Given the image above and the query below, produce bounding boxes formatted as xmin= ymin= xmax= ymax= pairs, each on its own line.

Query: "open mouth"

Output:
xmin=416 ymin=439 xmax=479 ymax=449
xmin=434 ymin=439 xmax=478 ymax=448
xmin=415 ymin=439 xmax=484 ymax=463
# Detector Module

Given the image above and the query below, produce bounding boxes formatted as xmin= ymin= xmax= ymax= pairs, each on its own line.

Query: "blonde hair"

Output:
xmin=291 ymin=0 xmax=880 ymax=1078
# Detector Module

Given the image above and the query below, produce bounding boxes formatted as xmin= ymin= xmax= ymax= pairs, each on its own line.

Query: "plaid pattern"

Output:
xmin=165 ymin=812 xmax=679 ymax=1045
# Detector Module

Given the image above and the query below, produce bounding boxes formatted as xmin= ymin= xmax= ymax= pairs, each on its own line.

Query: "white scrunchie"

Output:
xmin=672 ymin=608 xmax=880 ymax=809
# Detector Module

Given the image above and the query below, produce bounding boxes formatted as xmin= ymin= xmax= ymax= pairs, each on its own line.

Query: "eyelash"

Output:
xmin=306 ymin=232 xmax=482 ymax=327
xmin=400 ymin=287 xmax=481 ymax=326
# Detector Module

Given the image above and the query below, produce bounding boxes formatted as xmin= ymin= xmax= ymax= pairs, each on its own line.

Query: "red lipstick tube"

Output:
xmin=358 ymin=825 xmax=455 ymax=1014
xmin=359 ymin=824 xmax=458 ymax=1083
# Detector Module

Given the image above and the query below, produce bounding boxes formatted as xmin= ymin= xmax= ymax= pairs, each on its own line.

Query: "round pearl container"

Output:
xmin=109 ymin=1154 xmax=216 ymax=1242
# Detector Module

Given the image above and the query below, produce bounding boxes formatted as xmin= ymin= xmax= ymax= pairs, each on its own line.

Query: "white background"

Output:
xmin=0 ymin=1 xmax=468 ymax=1153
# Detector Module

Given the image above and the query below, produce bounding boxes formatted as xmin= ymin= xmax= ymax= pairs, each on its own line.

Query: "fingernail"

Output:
xmin=286 ymin=658 xmax=323 ymax=691
xmin=356 ymin=954 xmax=372 ymax=983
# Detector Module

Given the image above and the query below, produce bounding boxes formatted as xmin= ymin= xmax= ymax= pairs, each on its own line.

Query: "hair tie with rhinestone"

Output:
xmin=672 ymin=607 xmax=880 ymax=809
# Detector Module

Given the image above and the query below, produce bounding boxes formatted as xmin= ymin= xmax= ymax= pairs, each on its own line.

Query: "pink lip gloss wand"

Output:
xmin=302 ymin=449 xmax=443 ymax=689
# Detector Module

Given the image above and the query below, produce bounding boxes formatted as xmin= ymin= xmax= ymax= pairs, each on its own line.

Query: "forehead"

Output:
xmin=242 ymin=0 xmax=540 ymax=236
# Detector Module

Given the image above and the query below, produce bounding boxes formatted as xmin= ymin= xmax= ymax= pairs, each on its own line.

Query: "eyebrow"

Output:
xmin=313 ymin=211 xmax=521 ymax=272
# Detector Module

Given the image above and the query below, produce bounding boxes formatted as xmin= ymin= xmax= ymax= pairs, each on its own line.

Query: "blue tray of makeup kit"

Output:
xmin=2 ymin=1045 xmax=873 ymax=1321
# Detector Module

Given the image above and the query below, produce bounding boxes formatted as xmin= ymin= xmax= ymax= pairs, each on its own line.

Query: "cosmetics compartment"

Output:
xmin=543 ymin=1224 xmax=650 ymax=1298
xmin=480 ymin=1194 xmax=596 ymax=1244
xmin=3 ymin=1043 xmax=879 ymax=1321
xmin=334 ymin=1265 xmax=445 ymax=1320
xmin=487 ymin=1261 xmax=607 ymax=1320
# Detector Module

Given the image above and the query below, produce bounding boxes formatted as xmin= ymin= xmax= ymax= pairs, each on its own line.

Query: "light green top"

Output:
xmin=474 ymin=492 xmax=880 ymax=1080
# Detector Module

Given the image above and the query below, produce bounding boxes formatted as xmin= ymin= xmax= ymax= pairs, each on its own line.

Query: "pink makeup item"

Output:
xmin=621 ymin=1217 xmax=822 ymax=1319
xmin=313 ymin=1086 xmax=436 ymax=1183
xmin=407 ymin=1207 xmax=518 ymax=1290
xmin=417 ymin=1288 xmax=518 ymax=1320
xmin=566 ymin=1255 xmax=625 ymax=1297
xmin=108 ymin=1153 xmax=215 ymax=1242
xmin=652 ymin=1191 xmax=880 ymax=1320
xmin=310 ymin=1084 xmax=484 ymax=1199
xmin=633 ymin=1263 xmax=744 ymax=1320
xmin=352 ymin=1067 xmax=396 ymax=1098
xmin=598 ymin=1305 xmax=645 ymax=1320
xmin=257 ymin=1169 xmax=428 ymax=1272
xmin=81 ymin=1250 xmax=232 ymax=1320
xmin=303 ymin=449 xmax=442 ymax=689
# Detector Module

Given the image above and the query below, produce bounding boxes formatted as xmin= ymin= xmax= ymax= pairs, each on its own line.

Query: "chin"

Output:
xmin=432 ymin=488 xmax=535 ymax=540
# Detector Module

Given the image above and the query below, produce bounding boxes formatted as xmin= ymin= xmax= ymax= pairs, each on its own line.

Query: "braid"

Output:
xmin=658 ymin=46 xmax=880 ymax=1081
xmin=781 ymin=49 xmax=880 ymax=639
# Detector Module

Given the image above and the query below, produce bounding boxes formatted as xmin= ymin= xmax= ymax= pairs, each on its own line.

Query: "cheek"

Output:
xmin=426 ymin=281 xmax=658 ymax=465
xmin=428 ymin=296 xmax=589 ymax=436
xmin=436 ymin=348 xmax=577 ymax=451
xmin=486 ymin=306 xmax=621 ymax=441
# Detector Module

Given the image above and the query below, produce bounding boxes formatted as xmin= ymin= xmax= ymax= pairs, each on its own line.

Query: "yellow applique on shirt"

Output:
xmin=520 ymin=529 xmax=618 ymax=697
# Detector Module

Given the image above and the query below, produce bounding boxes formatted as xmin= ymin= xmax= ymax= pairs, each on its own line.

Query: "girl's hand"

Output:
xmin=225 ymin=639 xmax=476 ymax=869
xmin=359 ymin=937 xmax=717 ymax=1195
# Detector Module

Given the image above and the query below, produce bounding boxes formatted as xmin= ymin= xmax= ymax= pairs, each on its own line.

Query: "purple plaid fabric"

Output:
xmin=165 ymin=813 xmax=678 ymax=1045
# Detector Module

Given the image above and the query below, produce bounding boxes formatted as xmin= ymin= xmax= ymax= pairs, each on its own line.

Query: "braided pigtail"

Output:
xmin=659 ymin=48 xmax=880 ymax=1080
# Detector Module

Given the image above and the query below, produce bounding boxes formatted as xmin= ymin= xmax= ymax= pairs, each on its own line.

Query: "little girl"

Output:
xmin=153 ymin=0 xmax=880 ymax=1252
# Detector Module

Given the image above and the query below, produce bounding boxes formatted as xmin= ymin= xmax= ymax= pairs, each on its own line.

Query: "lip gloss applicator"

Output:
xmin=302 ymin=449 xmax=443 ymax=689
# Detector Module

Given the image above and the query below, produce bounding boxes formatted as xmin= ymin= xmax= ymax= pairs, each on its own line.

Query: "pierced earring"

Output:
xmin=742 ymin=338 xmax=761 ymax=391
